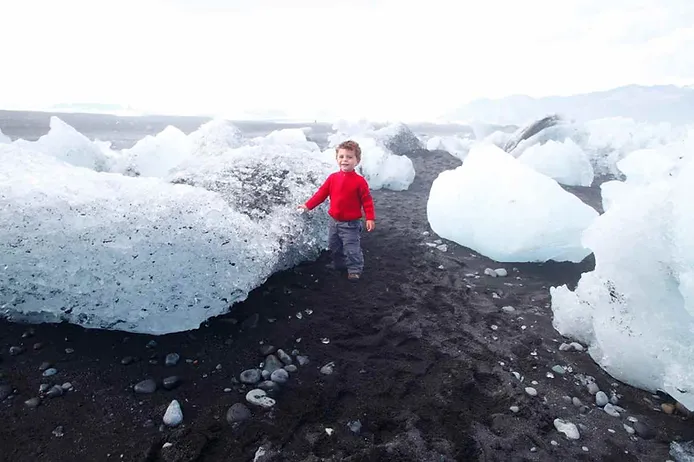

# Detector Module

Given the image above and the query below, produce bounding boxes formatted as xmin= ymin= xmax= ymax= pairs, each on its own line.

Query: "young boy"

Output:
xmin=298 ymin=140 xmax=375 ymax=281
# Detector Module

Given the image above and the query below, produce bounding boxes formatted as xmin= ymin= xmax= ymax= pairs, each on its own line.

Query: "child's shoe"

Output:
xmin=347 ymin=273 xmax=361 ymax=282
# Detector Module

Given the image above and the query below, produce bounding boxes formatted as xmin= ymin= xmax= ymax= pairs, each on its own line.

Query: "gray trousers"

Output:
xmin=328 ymin=218 xmax=364 ymax=274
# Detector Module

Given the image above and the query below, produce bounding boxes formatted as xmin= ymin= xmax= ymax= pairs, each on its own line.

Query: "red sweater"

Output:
xmin=305 ymin=171 xmax=376 ymax=221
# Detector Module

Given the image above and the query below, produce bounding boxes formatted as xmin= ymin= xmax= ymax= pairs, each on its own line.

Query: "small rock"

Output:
xmin=554 ymin=419 xmax=580 ymax=440
xmin=559 ymin=343 xmax=572 ymax=351
xmin=661 ymin=403 xmax=675 ymax=415
xmin=65 ymin=348 xmax=74 ymax=354
xmin=623 ymin=424 xmax=635 ymax=435
xmin=263 ymin=355 xmax=284 ymax=373
xmin=9 ymin=346 xmax=24 ymax=356
xmin=165 ymin=353 xmax=180 ymax=367
xmin=226 ymin=403 xmax=252 ymax=424
xmin=633 ymin=421 xmax=655 ymax=439
xmin=320 ymin=363 xmax=335 ymax=375
xmin=347 ymin=420 xmax=362 ymax=433
xmin=484 ymin=268 xmax=497 ymax=277
xmin=501 ymin=306 xmax=515 ymax=313
xmin=134 ymin=379 xmax=157 ymax=394
xmin=552 ymin=365 xmax=566 ymax=375
xmin=146 ymin=340 xmax=157 ymax=348
xmin=595 ymin=391 xmax=609 ymax=407
xmin=259 ymin=345 xmax=276 ymax=356
xmin=46 ymin=385 xmax=64 ymax=398
xmin=25 ymin=397 xmax=41 ymax=408
xmin=284 ymin=365 xmax=298 ymax=373
xmin=495 ymin=268 xmax=508 ymax=277
xmin=572 ymin=397 xmax=582 ymax=407
xmin=569 ymin=342 xmax=584 ymax=351
xmin=587 ymin=383 xmax=600 ymax=395
xmin=39 ymin=384 xmax=50 ymax=393
xmin=270 ymin=369 xmax=289 ymax=384
xmin=261 ymin=370 xmax=271 ymax=380
xmin=296 ymin=355 xmax=310 ymax=366
xmin=39 ymin=362 xmax=52 ymax=372
xmin=603 ymin=403 xmax=620 ymax=417
xmin=579 ymin=405 xmax=590 ymax=414
xmin=562 ymin=395 xmax=572 ymax=404
xmin=276 ymin=349 xmax=293 ymax=365
xmin=42 ymin=368 xmax=58 ymax=377
xmin=510 ymin=406 xmax=520 ymax=413
xmin=22 ymin=329 xmax=35 ymax=338
xmin=52 ymin=425 xmax=64 ymax=437
xmin=524 ymin=387 xmax=537 ymax=397
xmin=240 ymin=369 xmax=262 ymax=384
xmin=121 ymin=356 xmax=134 ymax=365
xmin=162 ymin=376 xmax=181 ymax=390
xmin=258 ymin=380 xmax=280 ymax=395
xmin=61 ymin=383 xmax=72 ymax=391
xmin=0 ymin=384 xmax=13 ymax=401
xmin=163 ymin=400 xmax=183 ymax=427
xmin=33 ymin=342 xmax=43 ymax=350
xmin=246 ymin=389 xmax=276 ymax=408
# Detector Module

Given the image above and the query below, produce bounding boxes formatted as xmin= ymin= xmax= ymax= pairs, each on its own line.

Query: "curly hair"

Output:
xmin=336 ymin=140 xmax=361 ymax=161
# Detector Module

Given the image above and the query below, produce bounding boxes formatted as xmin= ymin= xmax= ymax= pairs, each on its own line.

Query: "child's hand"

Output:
xmin=365 ymin=220 xmax=375 ymax=232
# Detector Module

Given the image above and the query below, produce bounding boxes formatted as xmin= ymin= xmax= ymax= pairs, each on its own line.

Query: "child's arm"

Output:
xmin=300 ymin=175 xmax=332 ymax=211
xmin=359 ymin=179 xmax=376 ymax=231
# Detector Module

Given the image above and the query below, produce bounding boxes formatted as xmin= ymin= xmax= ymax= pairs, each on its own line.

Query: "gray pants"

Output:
xmin=328 ymin=219 xmax=364 ymax=274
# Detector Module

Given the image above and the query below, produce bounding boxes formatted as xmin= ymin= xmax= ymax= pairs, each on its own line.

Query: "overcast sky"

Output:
xmin=1 ymin=0 xmax=693 ymax=121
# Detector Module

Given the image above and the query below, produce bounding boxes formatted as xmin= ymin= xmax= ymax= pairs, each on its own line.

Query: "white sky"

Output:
xmin=1 ymin=0 xmax=693 ymax=121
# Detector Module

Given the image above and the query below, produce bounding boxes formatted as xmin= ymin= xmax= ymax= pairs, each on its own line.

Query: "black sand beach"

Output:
xmin=0 ymin=111 xmax=692 ymax=461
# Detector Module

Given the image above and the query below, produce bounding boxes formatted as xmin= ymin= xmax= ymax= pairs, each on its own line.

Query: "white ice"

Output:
xmin=0 ymin=118 xmax=334 ymax=335
xmin=426 ymin=144 xmax=598 ymax=263
xmin=551 ymin=130 xmax=694 ymax=409
xmin=517 ymin=138 xmax=594 ymax=187
xmin=426 ymin=135 xmax=473 ymax=161
xmin=111 ymin=125 xmax=193 ymax=177
xmin=327 ymin=120 xmax=416 ymax=191
xmin=0 ymin=128 xmax=10 ymax=144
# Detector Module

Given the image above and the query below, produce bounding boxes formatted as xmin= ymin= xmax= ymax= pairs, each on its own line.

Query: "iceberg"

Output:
xmin=517 ymin=138 xmax=594 ymax=187
xmin=551 ymin=131 xmax=694 ymax=409
xmin=426 ymin=144 xmax=598 ymax=263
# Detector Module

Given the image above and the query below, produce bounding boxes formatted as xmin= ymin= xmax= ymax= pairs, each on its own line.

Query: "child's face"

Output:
xmin=336 ymin=148 xmax=359 ymax=172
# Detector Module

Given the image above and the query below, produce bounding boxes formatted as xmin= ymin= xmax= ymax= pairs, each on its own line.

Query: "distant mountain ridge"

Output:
xmin=443 ymin=84 xmax=694 ymax=125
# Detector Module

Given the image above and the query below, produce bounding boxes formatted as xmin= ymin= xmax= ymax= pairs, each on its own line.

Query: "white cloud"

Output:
xmin=1 ymin=0 xmax=694 ymax=121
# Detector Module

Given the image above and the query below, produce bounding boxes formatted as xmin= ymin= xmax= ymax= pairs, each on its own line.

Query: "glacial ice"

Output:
xmin=0 ymin=128 xmax=10 ymax=144
xmin=426 ymin=143 xmax=598 ymax=263
xmin=551 ymin=130 xmax=694 ymax=409
xmin=517 ymin=138 xmax=594 ymax=187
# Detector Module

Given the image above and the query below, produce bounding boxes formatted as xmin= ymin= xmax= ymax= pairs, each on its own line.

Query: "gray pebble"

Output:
xmin=572 ymin=397 xmax=582 ymax=407
xmin=226 ymin=403 xmax=252 ymax=424
xmin=261 ymin=370 xmax=271 ymax=380
xmin=291 ymin=349 xmax=300 ymax=356
xmin=39 ymin=362 xmax=52 ymax=372
xmin=561 ymin=395 xmax=572 ymax=404
xmin=61 ymin=383 xmax=72 ymax=390
xmin=245 ymin=389 xmax=275 ymax=408
xmin=263 ymin=355 xmax=284 ymax=373
xmin=595 ymin=391 xmax=609 ymax=407
xmin=633 ymin=421 xmax=654 ymax=439
xmin=284 ymin=365 xmax=298 ymax=373
xmin=552 ymin=365 xmax=566 ymax=375
xmin=65 ymin=348 xmax=74 ymax=354
xmin=495 ymin=268 xmax=508 ymax=277
xmin=502 ymin=305 xmax=515 ymax=313
xmin=165 ymin=353 xmax=180 ymax=367
xmin=559 ymin=343 xmax=572 ymax=351
xmin=569 ymin=342 xmax=584 ymax=351
xmin=163 ymin=400 xmax=183 ymax=427
xmin=296 ymin=355 xmax=310 ymax=366
xmin=162 ymin=376 xmax=181 ymax=390
xmin=39 ymin=384 xmax=50 ymax=393
xmin=587 ymin=383 xmax=600 ymax=395
xmin=276 ymin=349 xmax=293 ymax=365
xmin=33 ymin=343 xmax=43 ymax=350
xmin=42 ymin=368 xmax=58 ymax=377
xmin=240 ymin=369 xmax=262 ymax=384
xmin=0 ymin=384 xmax=13 ymax=401
xmin=270 ymin=368 xmax=289 ymax=384
xmin=603 ymin=403 xmax=620 ymax=417
xmin=9 ymin=346 xmax=24 ymax=356
xmin=579 ymin=405 xmax=590 ymax=414
xmin=259 ymin=344 xmax=276 ymax=356
xmin=121 ymin=356 xmax=134 ymax=365
xmin=347 ymin=420 xmax=362 ymax=433
xmin=25 ymin=397 xmax=41 ymax=408
xmin=258 ymin=381 xmax=280 ymax=395
xmin=134 ymin=379 xmax=157 ymax=394
xmin=46 ymin=385 xmax=64 ymax=398
xmin=146 ymin=340 xmax=157 ymax=348
xmin=510 ymin=406 xmax=520 ymax=413
xmin=320 ymin=363 xmax=335 ymax=375
xmin=525 ymin=387 xmax=537 ymax=397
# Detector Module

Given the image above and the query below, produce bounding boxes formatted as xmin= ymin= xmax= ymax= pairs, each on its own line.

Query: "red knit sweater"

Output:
xmin=305 ymin=171 xmax=376 ymax=221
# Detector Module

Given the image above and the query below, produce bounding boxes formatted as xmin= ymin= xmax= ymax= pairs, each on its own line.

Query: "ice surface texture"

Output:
xmin=426 ymin=144 xmax=598 ymax=263
xmin=551 ymin=131 xmax=694 ymax=409
xmin=0 ymin=118 xmax=333 ymax=334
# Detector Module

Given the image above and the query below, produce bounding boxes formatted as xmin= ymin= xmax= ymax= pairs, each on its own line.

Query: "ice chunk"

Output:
xmin=373 ymin=122 xmax=423 ymax=155
xmin=426 ymin=135 xmax=472 ymax=161
xmin=0 ymin=138 xmax=332 ymax=335
xmin=504 ymin=115 xmax=563 ymax=153
xmin=0 ymin=128 xmax=10 ymax=144
xmin=13 ymin=116 xmax=110 ymax=171
xmin=426 ymin=144 xmax=598 ymax=262
xmin=111 ymin=125 xmax=192 ymax=177
xmin=327 ymin=121 xmax=416 ymax=191
xmin=189 ymin=118 xmax=244 ymax=156
xmin=517 ymin=138 xmax=594 ymax=186
xmin=551 ymin=132 xmax=694 ymax=409
xmin=252 ymin=128 xmax=321 ymax=153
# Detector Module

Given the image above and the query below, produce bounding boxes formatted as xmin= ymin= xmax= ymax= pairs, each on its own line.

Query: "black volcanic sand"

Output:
xmin=1 ymin=130 xmax=693 ymax=461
